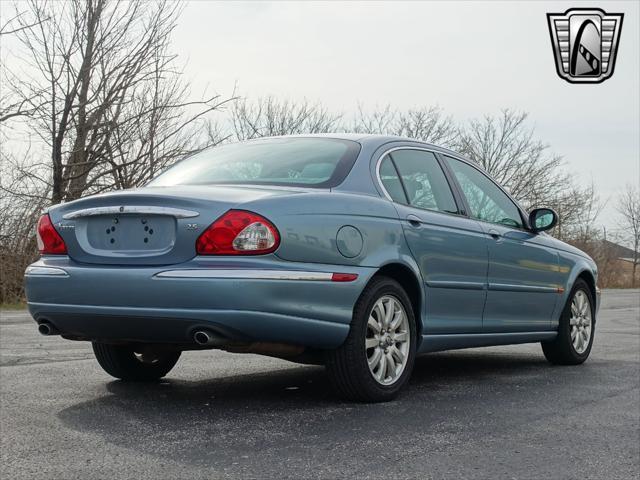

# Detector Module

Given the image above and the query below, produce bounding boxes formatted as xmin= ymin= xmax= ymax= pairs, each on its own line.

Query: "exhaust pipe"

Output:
xmin=37 ymin=322 xmax=59 ymax=336
xmin=193 ymin=330 xmax=228 ymax=347
xmin=191 ymin=329 xmax=306 ymax=360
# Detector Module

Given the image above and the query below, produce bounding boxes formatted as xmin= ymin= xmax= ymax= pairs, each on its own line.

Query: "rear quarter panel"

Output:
xmin=241 ymin=190 xmax=426 ymax=318
xmin=242 ymin=191 xmax=419 ymax=264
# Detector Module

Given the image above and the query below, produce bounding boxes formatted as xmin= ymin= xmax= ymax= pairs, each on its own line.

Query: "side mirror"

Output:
xmin=529 ymin=208 xmax=558 ymax=233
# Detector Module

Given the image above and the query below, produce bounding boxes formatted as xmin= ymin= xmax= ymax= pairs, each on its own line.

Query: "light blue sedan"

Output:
xmin=25 ymin=135 xmax=599 ymax=402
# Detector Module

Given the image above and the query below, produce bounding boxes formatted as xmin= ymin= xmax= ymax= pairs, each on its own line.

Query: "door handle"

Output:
xmin=488 ymin=229 xmax=501 ymax=240
xmin=406 ymin=215 xmax=422 ymax=228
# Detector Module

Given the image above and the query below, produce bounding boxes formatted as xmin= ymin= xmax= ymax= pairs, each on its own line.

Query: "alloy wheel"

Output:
xmin=365 ymin=295 xmax=411 ymax=385
xmin=570 ymin=290 xmax=592 ymax=354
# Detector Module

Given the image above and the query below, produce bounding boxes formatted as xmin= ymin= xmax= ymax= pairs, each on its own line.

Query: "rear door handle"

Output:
xmin=406 ymin=215 xmax=422 ymax=228
xmin=488 ymin=229 xmax=501 ymax=240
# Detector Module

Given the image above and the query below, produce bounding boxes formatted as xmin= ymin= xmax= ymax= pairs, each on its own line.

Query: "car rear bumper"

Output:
xmin=25 ymin=256 xmax=375 ymax=348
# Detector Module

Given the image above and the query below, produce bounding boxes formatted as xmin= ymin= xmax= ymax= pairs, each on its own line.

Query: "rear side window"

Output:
xmin=379 ymin=156 xmax=408 ymax=204
xmin=445 ymin=156 xmax=524 ymax=228
xmin=149 ymin=137 xmax=361 ymax=188
xmin=381 ymin=150 xmax=458 ymax=214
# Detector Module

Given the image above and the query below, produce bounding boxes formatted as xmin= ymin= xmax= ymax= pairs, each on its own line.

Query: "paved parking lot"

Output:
xmin=1 ymin=289 xmax=638 ymax=479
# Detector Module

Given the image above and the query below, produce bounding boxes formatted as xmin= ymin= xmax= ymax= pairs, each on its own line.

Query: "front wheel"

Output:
xmin=542 ymin=278 xmax=595 ymax=365
xmin=92 ymin=343 xmax=181 ymax=381
xmin=326 ymin=276 xmax=417 ymax=402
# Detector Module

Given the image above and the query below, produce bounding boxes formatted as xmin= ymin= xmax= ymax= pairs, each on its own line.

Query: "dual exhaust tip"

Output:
xmin=37 ymin=322 xmax=226 ymax=346
xmin=37 ymin=322 xmax=59 ymax=336
xmin=193 ymin=330 xmax=227 ymax=347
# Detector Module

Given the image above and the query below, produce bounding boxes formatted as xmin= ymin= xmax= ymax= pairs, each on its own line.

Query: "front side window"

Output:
xmin=445 ymin=156 xmax=523 ymax=228
xmin=382 ymin=150 xmax=458 ymax=214
xmin=149 ymin=137 xmax=360 ymax=188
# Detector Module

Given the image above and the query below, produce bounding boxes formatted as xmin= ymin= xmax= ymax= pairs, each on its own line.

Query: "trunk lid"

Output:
xmin=48 ymin=185 xmax=300 ymax=265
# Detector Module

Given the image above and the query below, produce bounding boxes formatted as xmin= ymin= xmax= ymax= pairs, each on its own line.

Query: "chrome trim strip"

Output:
xmin=24 ymin=266 xmax=69 ymax=277
xmin=426 ymin=280 xmax=558 ymax=293
xmin=155 ymin=269 xmax=334 ymax=281
xmin=426 ymin=280 xmax=486 ymax=290
xmin=488 ymin=283 xmax=557 ymax=293
xmin=63 ymin=206 xmax=199 ymax=219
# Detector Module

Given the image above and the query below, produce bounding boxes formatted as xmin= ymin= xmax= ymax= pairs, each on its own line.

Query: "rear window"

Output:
xmin=148 ymin=137 xmax=361 ymax=188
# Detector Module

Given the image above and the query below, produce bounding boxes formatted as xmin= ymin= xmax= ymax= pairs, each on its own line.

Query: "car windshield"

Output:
xmin=148 ymin=137 xmax=360 ymax=188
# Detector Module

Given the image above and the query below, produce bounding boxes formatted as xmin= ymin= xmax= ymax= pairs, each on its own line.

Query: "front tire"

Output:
xmin=326 ymin=276 xmax=417 ymax=402
xmin=542 ymin=278 xmax=595 ymax=365
xmin=92 ymin=343 xmax=181 ymax=381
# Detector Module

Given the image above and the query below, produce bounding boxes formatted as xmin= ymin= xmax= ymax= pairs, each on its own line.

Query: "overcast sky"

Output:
xmin=174 ymin=0 xmax=639 ymax=228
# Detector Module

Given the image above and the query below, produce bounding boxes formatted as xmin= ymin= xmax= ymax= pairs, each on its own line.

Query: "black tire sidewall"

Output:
xmin=92 ymin=343 xmax=180 ymax=381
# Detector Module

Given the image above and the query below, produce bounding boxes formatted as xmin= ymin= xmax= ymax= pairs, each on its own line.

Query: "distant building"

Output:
xmin=601 ymin=240 xmax=639 ymax=288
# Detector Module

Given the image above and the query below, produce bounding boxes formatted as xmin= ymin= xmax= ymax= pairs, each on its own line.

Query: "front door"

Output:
xmin=378 ymin=149 xmax=488 ymax=334
xmin=443 ymin=155 xmax=561 ymax=332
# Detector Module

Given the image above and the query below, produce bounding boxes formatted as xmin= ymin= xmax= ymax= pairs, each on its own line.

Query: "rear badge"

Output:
xmin=57 ymin=223 xmax=75 ymax=230
xmin=186 ymin=223 xmax=199 ymax=230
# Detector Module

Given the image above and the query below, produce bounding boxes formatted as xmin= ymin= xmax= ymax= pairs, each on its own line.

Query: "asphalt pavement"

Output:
xmin=1 ymin=289 xmax=638 ymax=479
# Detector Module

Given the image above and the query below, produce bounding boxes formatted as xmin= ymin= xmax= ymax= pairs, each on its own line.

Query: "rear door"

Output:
xmin=378 ymin=148 xmax=488 ymax=334
xmin=443 ymin=155 xmax=561 ymax=332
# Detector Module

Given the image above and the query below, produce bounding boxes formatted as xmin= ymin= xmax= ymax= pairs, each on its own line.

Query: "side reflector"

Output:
xmin=331 ymin=273 xmax=358 ymax=282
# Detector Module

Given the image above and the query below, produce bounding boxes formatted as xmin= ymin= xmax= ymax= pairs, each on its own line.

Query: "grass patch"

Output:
xmin=0 ymin=302 xmax=27 ymax=310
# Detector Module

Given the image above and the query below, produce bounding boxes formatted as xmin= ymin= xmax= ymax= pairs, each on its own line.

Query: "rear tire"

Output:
xmin=542 ymin=278 xmax=595 ymax=365
xmin=326 ymin=276 xmax=417 ymax=402
xmin=92 ymin=343 xmax=181 ymax=381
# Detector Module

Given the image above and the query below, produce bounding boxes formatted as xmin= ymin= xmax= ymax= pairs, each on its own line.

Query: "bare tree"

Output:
xmin=616 ymin=185 xmax=640 ymax=287
xmin=454 ymin=110 xmax=607 ymax=239
xmin=0 ymin=0 xmax=232 ymax=302
xmin=553 ymin=182 xmax=605 ymax=242
xmin=0 ymin=140 xmax=50 ymax=303
xmin=5 ymin=0 xmax=229 ymax=203
xmin=230 ymin=96 xmax=341 ymax=140
xmin=0 ymin=8 xmax=44 ymax=36
xmin=0 ymin=7 xmax=47 ymax=123
xmin=352 ymin=104 xmax=457 ymax=147
xmin=455 ymin=110 xmax=568 ymax=205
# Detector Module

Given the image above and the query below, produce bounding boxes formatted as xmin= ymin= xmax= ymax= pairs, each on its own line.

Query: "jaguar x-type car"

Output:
xmin=26 ymin=134 xmax=599 ymax=402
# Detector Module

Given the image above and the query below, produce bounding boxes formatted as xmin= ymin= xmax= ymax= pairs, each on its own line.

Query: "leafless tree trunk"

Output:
xmin=616 ymin=185 xmax=640 ymax=287
xmin=5 ymin=0 xmax=230 ymax=203
xmin=0 ymin=0 xmax=232 ymax=303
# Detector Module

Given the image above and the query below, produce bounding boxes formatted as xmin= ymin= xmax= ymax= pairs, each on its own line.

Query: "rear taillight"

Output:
xmin=196 ymin=210 xmax=280 ymax=255
xmin=36 ymin=214 xmax=67 ymax=255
